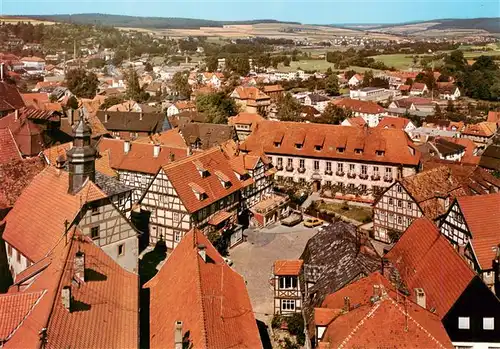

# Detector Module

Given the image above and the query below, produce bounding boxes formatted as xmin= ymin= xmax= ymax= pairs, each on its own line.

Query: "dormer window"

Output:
xmin=376 ymin=150 xmax=385 ymax=156
xmin=354 ymin=148 xmax=363 ymax=154
xmin=314 ymin=145 xmax=322 ymax=151
xmin=189 ymin=182 xmax=207 ymax=201
xmin=273 ymin=132 xmax=284 ymax=148
xmin=215 ymin=171 xmax=232 ymax=189
xmin=194 ymin=160 xmax=209 ymax=178
xmin=274 ymin=141 xmax=281 ymax=148
xmin=295 ymin=143 xmax=303 ymax=149
xmin=337 ymin=147 xmax=345 ymax=153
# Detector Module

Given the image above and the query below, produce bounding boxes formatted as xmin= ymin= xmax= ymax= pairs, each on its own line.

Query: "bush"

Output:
xmin=341 ymin=201 xmax=349 ymax=211
xmin=286 ymin=313 xmax=305 ymax=345
xmin=271 ymin=314 xmax=284 ymax=329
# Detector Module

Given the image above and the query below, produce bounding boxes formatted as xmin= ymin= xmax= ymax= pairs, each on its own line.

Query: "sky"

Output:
xmin=1 ymin=0 xmax=499 ymax=24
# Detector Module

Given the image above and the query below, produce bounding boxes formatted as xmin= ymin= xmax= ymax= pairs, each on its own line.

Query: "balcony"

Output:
xmin=324 ymin=170 xmax=333 ymax=176
xmin=359 ymin=174 xmax=369 ymax=180
xmin=336 ymin=171 xmax=345 ymax=177
xmin=285 ymin=165 xmax=294 ymax=172
xmin=347 ymin=172 xmax=357 ymax=179
xmin=371 ymin=174 xmax=381 ymax=181
xmin=298 ymin=167 xmax=306 ymax=174
xmin=276 ymin=165 xmax=283 ymax=171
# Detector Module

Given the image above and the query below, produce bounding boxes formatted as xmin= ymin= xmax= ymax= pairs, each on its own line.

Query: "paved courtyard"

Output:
xmin=229 ymin=222 xmax=319 ymax=324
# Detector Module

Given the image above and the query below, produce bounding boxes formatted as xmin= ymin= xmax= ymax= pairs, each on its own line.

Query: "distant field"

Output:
xmin=276 ymin=60 xmax=383 ymax=73
xmin=0 ymin=16 xmax=55 ymax=25
xmin=369 ymin=54 xmax=417 ymax=70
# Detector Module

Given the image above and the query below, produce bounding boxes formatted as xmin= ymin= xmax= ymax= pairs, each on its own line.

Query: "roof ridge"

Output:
xmin=338 ymin=301 xmax=382 ymax=349
xmin=194 ymin=232 xmax=209 ymax=349
xmin=162 ymin=147 xmax=220 ymax=171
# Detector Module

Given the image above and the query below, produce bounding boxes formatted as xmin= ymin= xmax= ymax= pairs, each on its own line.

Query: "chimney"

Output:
xmin=61 ymin=286 xmax=71 ymax=311
xmin=153 ymin=144 xmax=160 ymax=158
xmin=104 ymin=113 xmax=108 ymax=123
xmin=174 ymin=321 xmax=183 ymax=349
xmin=187 ymin=146 xmax=192 ymax=156
xmin=343 ymin=296 xmax=351 ymax=312
xmin=370 ymin=284 xmax=380 ymax=304
xmin=169 ymin=152 xmax=175 ymax=162
xmin=139 ymin=112 xmax=143 ymax=121
xmin=14 ymin=109 xmax=19 ymax=121
xmin=68 ymin=108 xmax=74 ymax=126
xmin=0 ymin=62 xmax=4 ymax=82
xmin=74 ymin=251 xmax=85 ymax=283
xmin=414 ymin=288 xmax=426 ymax=309
xmin=197 ymin=244 xmax=206 ymax=262
xmin=124 ymin=140 xmax=131 ymax=154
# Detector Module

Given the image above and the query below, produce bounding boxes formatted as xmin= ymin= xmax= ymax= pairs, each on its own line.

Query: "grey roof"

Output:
xmin=300 ymin=222 xmax=380 ymax=322
xmin=479 ymin=144 xmax=500 ymax=171
xmin=96 ymin=110 xmax=164 ymax=133
xmin=386 ymin=107 xmax=433 ymax=118
xmin=307 ymin=93 xmax=330 ymax=103
xmin=95 ymin=172 xmax=132 ymax=197
xmin=179 ymin=123 xmax=237 ymax=150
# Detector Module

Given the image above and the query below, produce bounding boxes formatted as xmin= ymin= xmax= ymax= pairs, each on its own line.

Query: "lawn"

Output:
xmin=315 ymin=201 xmax=373 ymax=224
xmin=369 ymin=53 xmax=417 ymax=70
xmin=277 ymin=60 xmax=335 ymax=72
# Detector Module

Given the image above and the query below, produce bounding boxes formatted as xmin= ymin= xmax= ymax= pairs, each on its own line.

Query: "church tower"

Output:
xmin=67 ymin=117 xmax=96 ymax=195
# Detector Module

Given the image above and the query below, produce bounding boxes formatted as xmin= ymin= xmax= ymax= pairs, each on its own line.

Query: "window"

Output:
xmin=349 ymin=164 xmax=355 ymax=172
xmin=16 ymin=250 xmax=21 ymax=263
xmin=287 ymin=158 xmax=293 ymax=167
xmin=355 ymin=148 xmax=363 ymax=154
xmin=397 ymin=216 xmax=402 ymax=224
xmin=295 ymin=143 xmax=303 ymax=149
xmin=279 ymin=276 xmax=298 ymax=289
xmin=373 ymin=166 xmax=379 ymax=175
xmin=483 ymin=317 xmax=494 ymax=330
xmin=361 ymin=184 xmax=367 ymax=191
xmin=388 ymin=198 xmax=394 ymax=205
xmin=314 ymin=145 xmax=322 ymax=151
xmin=299 ymin=159 xmax=305 ymax=168
xmin=314 ymin=160 xmax=319 ymax=170
xmin=458 ymin=317 xmax=470 ymax=330
xmin=7 ymin=245 xmax=12 ymax=257
xmin=385 ymin=167 xmax=392 ymax=175
xmin=299 ymin=177 xmax=306 ymax=183
xmin=376 ymin=150 xmax=385 ymax=156
xmin=397 ymin=185 xmax=402 ymax=193
xmin=173 ymin=212 xmax=179 ymax=222
xmin=337 ymin=147 xmax=345 ymax=153
xmin=397 ymin=200 xmax=403 ymax=208
xmin=274 ymin=141 xmax=281 ymax=148
xmin=337 ymin=163 xmax=344 ymax=172
xmin=91 ymin=226 xmax=100 ymax=240
xmin=91 ymin=206 xmax=99 ymax=215
xmin=407 ymin=202 xmax=412 ymax=210
xmin=326 ymin=181 xmax=332 ymax=186
xmin=118 ymin=244 xmax=124 ymax=256
xmin=281 ymin=299 xmax=296 ymax=311
xmin=388 ymin=213 xmax=394 ymax=223
xmin=361 ymin=165 xmax=367 ymax=175
xmin=326 ymin=162 xmax=332 ymax=171
xmin=277 ymin=157 xmax=283 ymax=167
xmin=174 ymin=231 xmax=182 ymax=242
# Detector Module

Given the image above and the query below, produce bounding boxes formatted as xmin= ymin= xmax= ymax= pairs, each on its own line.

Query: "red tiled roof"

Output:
xmin=160 ymin=147 xmax=247 ymax=213
xmin=21 ymin=93 xmax=50 ymax=109
xmin=233 ymin=86 xmax=270 ymax=101
xmin=343 ymin=117 xmax=366 ymax=127
xmin=317 ymin=272 xmax=452 ymax=348
xmin=398 ymin=84 xmax=411 ymax=91
xmin=134 ymin=129 xmax=188 ymax=149
xmin=97 ymin=138 xmax=188 ymax=175
xmin=274 ymin=260 xmax=303 ymax=276
xmin=263 ymin=84 xmax=284 ymax=93
xmin=332 ymin=98 xmax=385 ymax=115
xmin=20 ymin=56 xmax=45 ymax=62
xmin=377 ymin=117 xmax=411 ymax=130
xmin=3 ymin=166 xmax=107 ymax=262
xmin=3 ymin=229 xmax=138 ymax=348
xmin=436 ymin=136 xmax=479 ymax=165
xmin=456 ymin=193 xmax=500 ymax=270
xmin=462 ymin=122 xmax=497 ymax=138
xmin=410 ymin=82 xmax=427 ymax=92
xmin=174 ymin=100 xmax=196 ymax=110
xmin=243 ymin=120 xmax=420 ymax=166
xmin=0 ymin=82 xmax=25 ymax=112
xmin=0 ymin=128 xmax=21 ymax=164
xmin=228 ymin=112 xmax=265 ymax=126
xmin=0 ymin=157 xmax=45 ymax=210
xmin=487 ymin=111 xmax=500 ymax=125
xmin=0 ymin=111 xmax=46 ymax=156
xmin=386 ymin=218 xmax=476 ymax=319
xmin=145 ymin=228 xmax=261 ymax=349
xmin=207 ymin=210 xmax=232 ymax=225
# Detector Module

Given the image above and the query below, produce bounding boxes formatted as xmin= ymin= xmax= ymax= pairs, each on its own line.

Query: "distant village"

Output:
xmin=0 ymin=20 xmax=499 ymax=349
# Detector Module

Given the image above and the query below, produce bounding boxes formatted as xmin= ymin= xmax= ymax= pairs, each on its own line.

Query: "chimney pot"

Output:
xmin=74 ymin=251 xmax=85 ymax=283
xmin=104 ymin=113 xmax=108 ymax=123
xmin=153 ymin=144 xmax=160 ymax=158
xmin=124 ymin=140 xmax=131 ymax=154
xmin=14 ymin=109 xmax=19 ymax=121
xmin=61 ymin=286 xmax=71 ymax=311
xmin=197 ymin=244 xmax=206 ymax=262
xmin=414 ymin=288 xmax=426 ymax=309
xmin=174 ymin=321 xmax=183 ymax=349
xmin=343 ymin=296 xmax=351 ymax=312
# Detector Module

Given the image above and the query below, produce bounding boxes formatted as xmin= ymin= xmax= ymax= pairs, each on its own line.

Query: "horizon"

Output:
xmin=2 ymin=0 xmax=499 ymax=25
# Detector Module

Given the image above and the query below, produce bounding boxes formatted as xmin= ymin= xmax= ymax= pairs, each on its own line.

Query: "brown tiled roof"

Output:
xmin=0 ymin=82 xmax=25 ymax=112
xmin=410 ymin=82 xmax=427 ymax=92
xmin=233 ymin=86 xmax=270 ymax=101
xmin=332 ymin=98 xmax=385 ymax=114
xmin=0 ymin=128 xmax=21 ymax=164
xmin=179 ymin=123 xmax=237 ymax=150
xmin=393 ymin=97 xmax=434 ymax=109
xmin=0 ymin=111 xmax=45 ymax=156
xmin=0 ymin=157 xmax=45 ymax=210
xmin=243 ymin=120 xmax=420 ymax=166
xmin=462 ymin=122 xmax=497 ymax=137
xmin=317 ymin=272 xmax=453 ymax=348
xmin=479 ymin=144 xmax=500 ymax=171
xmin=134 ymin=129 xmax=188 ymax=149
xmin=263 ymin=84 xmax=284 ymax=93
xmin=436 ymin=136 xmax=479 ymax=165
xmin=386 ymin=218 xmax=476 ymax=319
xmin=398 ymin=84 xmax=411 ymax=91
xmin=20 ymin=56 xmax=45 ymax=62
xmin=228 ymin=112 xmax=264 ymax=126
xmin=96 ymin=110 xmax=164 ymax=133
xmin=174 ymin=100 xmax=196 ymax=110
xmin=3 ymin=229 xmax=138 ymax=349
xmin=97 ymin=138 xmax=188 ymax=175
xmin=377 ymin=117 xmax=411 ymax=130
xmin=21 ymin=93 xmax=49 ymax=109
xmin=145 ymin=228 xmax=261 ymax=349
xmin=3 ymin=166 xmax=107 ymax=262
xmin=456 ymin=193 xmax=500 ymax=270
xmin=274 ymin=260 xmax=303 ymax=276
xmin=436 ymin=82 xmax=458 ymax=94
xmin=160 ymin=147 xmax=247 ymax=213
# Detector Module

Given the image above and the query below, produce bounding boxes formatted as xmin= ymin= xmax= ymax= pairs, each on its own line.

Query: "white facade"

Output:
xmin=439 ymin=87 xmax=461 ymax=101
xmin=166 ymin=104 xmax=180 ymax=117
xmin=350 ymin=88 xmax=395 ymax=102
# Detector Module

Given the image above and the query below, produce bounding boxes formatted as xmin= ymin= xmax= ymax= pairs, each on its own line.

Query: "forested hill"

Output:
xmin=13 ymin=14 xmax=301 ymax=29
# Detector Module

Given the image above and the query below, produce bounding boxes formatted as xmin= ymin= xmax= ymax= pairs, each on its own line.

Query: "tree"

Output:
xmin=171 ymin=71 xmax=192 ymax=99
xmin=66 ymin=68 xmax=98 ymax=98
xmin=124 ymin=68 xmax=149 ymax=102
xmin=325 ymin=67 xmax=333 ymax=77
xmin=100 ymin=96 xmax=125 ymax=110
xmin=196 ymin=92 xmax=238 ymax=124
xmin=87 ymin=58 xmax=106 ymax=69
xmin=324 ymin=74 xmax=340 ymax=96
xmin=276 ymin=93 xmax=301 ymax=121
xmin=283 ymin=56 xmax=291 ymax=67
xmin=344 ymin=70 xmax=356 ymax=81
xmin=144 ymin=62 xmax=153 ymax=72
xmin=434 ymin=104 xmax=442 ymax=117
xmin=446 ymin=100 xmax=455 ymax=113
xmin=316 ymin=103 xmax=352 ymax=124
xmin=112 ymin=50 xmax=127 ymax=65
xmin=405 ymin=78 xmax=414 ymax=86
xmin=66 ymin=95 xmax=79 ymax=110
xmin=362 ymin=70 xmax=374 ymax=87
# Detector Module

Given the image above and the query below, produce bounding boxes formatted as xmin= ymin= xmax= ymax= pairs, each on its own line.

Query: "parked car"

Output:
xmin=304 ymin=217 xmax=323 ymax=228
xmin=281 ymin=212 xmax=303 ymax=227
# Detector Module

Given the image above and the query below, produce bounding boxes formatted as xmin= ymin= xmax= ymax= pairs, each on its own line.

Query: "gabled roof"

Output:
xmin=263 ymin=84 xmax=284 ymax=93
xmin=3 ymin=166 xmax=107 ymax=262
xmin=232 ymin=86 xmax=270 ymax=101
xmin=159 ymin=147 xmax=249 ymax=213
xmin=274 ymin=260 xmax=303 ymax=276
xmin=243 ymin=120 xmax=420 ymax=166
xmin=0 ymin=128 xmax=21 ymax=164
xmin=377 ymin=117 xmax=411 ymax=130
xmin=0 ymin=82 xmax=26 ymax=112
xmin=456 ymin=193 xmax=500 ymax=270
xmin=410 ymin=82 xmax=427 ymax=92
xmin=487 ymin=111 xmax=500 ymax=125
xmin=96 ymin=110 xmax=165 ymax=133
xmin=385 ymin=218 xmax=476 ymax=319
xmin=0 ymin=113 xmax=45 ymax=157
xmin=332 ymin=98 xmax=385 ymax=115
xmin=97 ymin=137 xmax=188 ymax=175
xmin=479 ymin=144 xmax=500 ymax=171
xmin=317 ymin=272 xmax=453 ymax=349
xmin=145 ymin=228 xmax=261 ymax=349
xmin=307 ymin=93 xmax=330 ymax=103
xmin=179 ymin=123 xmax=237 ymax=150
xmin=228 ymin=112 xmax=264 ymax=126
xmin=134 ymin=129 xmax=188 ymax=149
xmin=462 ymin=121 xmax=497 ymax=138
xmin=2 ymin=229 xmax=138 ymax=348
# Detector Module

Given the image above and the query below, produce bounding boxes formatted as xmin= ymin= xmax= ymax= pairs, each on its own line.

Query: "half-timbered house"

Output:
xmin=139 ymin=146 xmax=253 ymax=250
xmin=2 ymin=120 xmax=139 ymax=277
xmin=373 ymin=164 xmax=500 ymax=243
xmin=273 ymin=260 xmax=304 ymax=315
xmin=440 ymin=193 xmax=500 ymax=295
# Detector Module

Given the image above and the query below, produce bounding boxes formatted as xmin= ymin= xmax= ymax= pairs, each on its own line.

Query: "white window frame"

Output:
xmin=281 ymin=299 xmax=296 ymax=311
xmin=458 ymin=317 xmax=470 ymax=330
xmin=483 ymin=317 xmax=494 ymax=330
xmin=174 ymin=231 xmax=182 ymax=242
xmin=279 ymin=276 xmax=297 ymax=290
xmin=326 ymin=162 xmax=332 ymax=171
xmin=314 ymin=160 xmax=319 ymax=170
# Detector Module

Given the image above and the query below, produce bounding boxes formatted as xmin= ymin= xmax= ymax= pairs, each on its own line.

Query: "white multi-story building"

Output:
xmin=333 ymin=98 xmax=387 ymax=127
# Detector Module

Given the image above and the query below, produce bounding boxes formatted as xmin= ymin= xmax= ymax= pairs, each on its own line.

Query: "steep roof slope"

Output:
xmin=0 ymin=82 xmax=25 ymax=112
xmin=0 ymin=128 xmax=21 ymax=164
xmin=385 ymin=218 xmax=476 ymax=319
xmin=145 ymin=229 xmax=261 ymax=349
